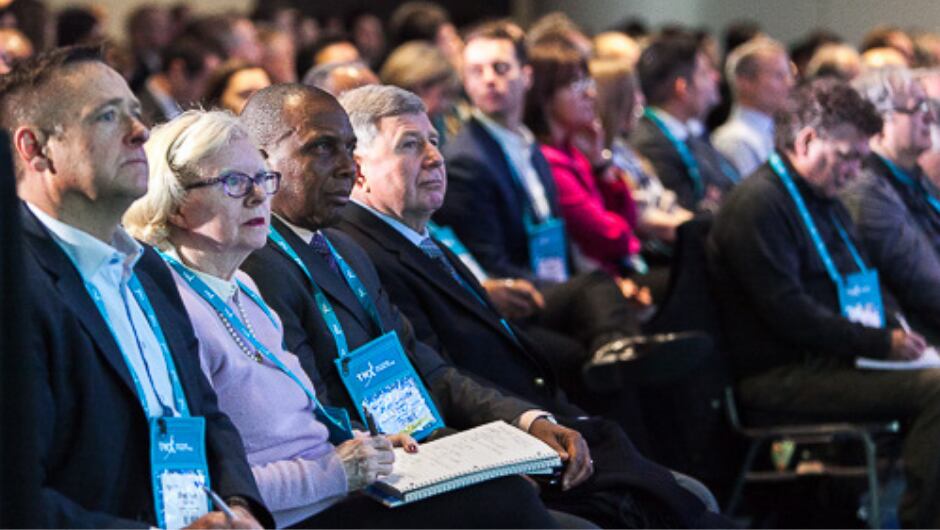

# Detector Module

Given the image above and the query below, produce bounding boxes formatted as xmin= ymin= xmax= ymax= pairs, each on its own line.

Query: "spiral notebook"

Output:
xmin=365 ymin=420 xmax=562 ymax=507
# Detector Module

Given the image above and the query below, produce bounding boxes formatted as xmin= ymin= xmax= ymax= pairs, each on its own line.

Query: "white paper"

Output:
xmin=856 ymin=347 xmax=940 ymax=370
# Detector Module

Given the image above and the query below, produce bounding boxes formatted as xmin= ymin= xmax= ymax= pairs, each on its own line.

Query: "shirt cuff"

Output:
xmin=516 ymin=410 xmax=555 ymax=432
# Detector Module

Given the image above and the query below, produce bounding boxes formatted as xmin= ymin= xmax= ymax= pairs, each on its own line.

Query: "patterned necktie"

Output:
xmin=419 ymin=237 xmax=464 ymax=285
xmin=309 ymin=232 xmax=340 ymax=276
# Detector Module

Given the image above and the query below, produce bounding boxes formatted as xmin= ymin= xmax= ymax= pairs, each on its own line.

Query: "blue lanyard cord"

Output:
xmin=268 ymin=227 xmax=384 ymax=358
xmin=82 ymin=271 xmax=189 ymax=417
xmin=879 ymin=154 xmax=940 ymax=215
xmin=643 ymin=108 xmax=705 ymax=200
xmin=159 ymin=252 xmax=349 ymax=435
xmin=769 ymin=152 xmax=867 ymax=287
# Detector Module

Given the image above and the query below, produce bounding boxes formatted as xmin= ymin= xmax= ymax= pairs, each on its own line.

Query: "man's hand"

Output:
xmin=528 ymin=418 xmax=593 ymax=491
xmin=185 ymin=506 xmax=261 ymax=529
xmin=482 ymin=278 xmax=545 ymax=319
xmin=615 ymin=277 xmax=652 ymax=307
xmin=336 ymin=435 xmax=396 ymax=491
xmin=890 ymin=328 xmax=928 ymax=360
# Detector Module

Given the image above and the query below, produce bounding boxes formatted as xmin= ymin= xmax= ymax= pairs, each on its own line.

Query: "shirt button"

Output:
xmin=534 ymin=377 xmax=545 ymax=387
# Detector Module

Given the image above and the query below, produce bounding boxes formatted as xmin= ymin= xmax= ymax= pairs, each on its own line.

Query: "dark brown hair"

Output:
xmin=523 ymin=42 xmax=588 ymax=140
xmin=774 ymin=77 xmax=884 ymax=152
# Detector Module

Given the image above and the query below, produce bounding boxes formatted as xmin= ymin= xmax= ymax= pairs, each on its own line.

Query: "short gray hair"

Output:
xmin=303 ymin=60 xmax=370 ymax=92
xmin=854 ymin=66 xmax=921 ymax=114
xmin=338 ymin=84 xmax=426 ymax=151
xmin=124 ymin=109 xmax=252 ymax=248
xmin=725 ymin=37 xmax=787 ymax=91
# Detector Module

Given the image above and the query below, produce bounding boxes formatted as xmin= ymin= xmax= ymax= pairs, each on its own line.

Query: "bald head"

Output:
xmin=240 ymin=83 xmax=342 ymax=148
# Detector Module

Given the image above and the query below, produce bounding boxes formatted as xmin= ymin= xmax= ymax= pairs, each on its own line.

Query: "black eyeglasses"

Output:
xmin=184 ymin=170 xmax=281 ymax=198
xmin=893 ymin=100 xmax=931 ymax=116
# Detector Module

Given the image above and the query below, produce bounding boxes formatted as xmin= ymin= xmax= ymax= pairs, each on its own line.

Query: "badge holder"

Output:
xmin=335 ymin=332 xmax=445 ymax=441
xmin=838 ymin=270 xmax=886 ymax=328
xmin=526 ymin=217 xmax=569 ymax=283
xmin=150 ymin=416 xmax=210 ymax=530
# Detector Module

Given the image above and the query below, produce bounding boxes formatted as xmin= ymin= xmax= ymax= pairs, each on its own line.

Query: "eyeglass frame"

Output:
xmin=892 ymin=99 xmax=931 ymax=116
xmin=184 ymin=169 xmax=282 ymax=199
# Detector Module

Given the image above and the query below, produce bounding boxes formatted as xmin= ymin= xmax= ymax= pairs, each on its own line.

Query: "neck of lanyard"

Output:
xmin=74 ymin=261 xmax=189 ymax=417
xmin=159 ymin=251 xmax=349 ymax=434
xmin=268 ymin=226 xmax=384 ymax=358
xmin=644 ymin=107 xmax=705 ymax=200
xmin=878 ymin=154 xmax=940 ymax=214
xmin=769 ymin=152 xmax=867 ymax=287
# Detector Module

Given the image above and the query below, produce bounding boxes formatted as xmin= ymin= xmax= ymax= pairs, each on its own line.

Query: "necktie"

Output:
xmin=309 ymin=232 xmax=340 ymax=276
xmin=419 ymin=237 xmax=465 ymax=286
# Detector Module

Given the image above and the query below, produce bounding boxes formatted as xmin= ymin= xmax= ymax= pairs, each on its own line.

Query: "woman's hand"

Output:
xmin=336 ymin=436 xmax=396 ymax=491
xmin=386 ymin=432 xmax=420 ymax=453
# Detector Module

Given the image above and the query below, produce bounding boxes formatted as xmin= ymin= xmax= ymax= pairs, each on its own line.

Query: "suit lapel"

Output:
xmin=344 ymin=204 xmax=519 ymax=345
xmin=269 ymin=216 xmax=374 ymax=331
xmin=20 ymin=204 xmax=139 ymax=396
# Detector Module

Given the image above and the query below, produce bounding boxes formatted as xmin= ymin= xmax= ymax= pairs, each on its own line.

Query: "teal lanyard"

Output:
xmin=268 ymin=227 xmax=384 ymax=358
xmin=158 ymin=251 xmax=350 ymax=436
xmin=644 ymin=107 xmax=705 ymax=200
xmin=878 ymin=154 xmax=940 ymax=215
xmin=769 ymin=152 xmax=867 ymax=289
xmin=75 ymin=263 xmax=189 ymax=418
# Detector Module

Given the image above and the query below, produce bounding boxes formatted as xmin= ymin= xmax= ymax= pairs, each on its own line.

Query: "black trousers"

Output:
xmin=292 ymin=476 xmax=560 ymax=528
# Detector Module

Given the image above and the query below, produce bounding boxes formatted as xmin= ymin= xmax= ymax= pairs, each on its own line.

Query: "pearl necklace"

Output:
xmin=216 ymin=293 xmax=263 ymax=363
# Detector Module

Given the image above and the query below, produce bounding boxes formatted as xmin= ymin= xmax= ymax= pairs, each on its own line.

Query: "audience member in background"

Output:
xmin=310 ymin=34 xmax=360 ymax=67
xmin=705 ymin=19 xmax=763 ymax=132
xmin=708 ymin=78 xmax=940 ymax=529
xmin=136 ymin=37 xmax=221 ymax=126
xmin=257 ymin=25 xmax=296 ymax=83
xmin=789 ymin=28 xmax=843 ymax=78
xmin=527 ymin=12 xmax=593 ymax=58
xmin=844 ymin=67 xmax=940 ymax=336
xmin=124 ymin=108 xmax=557 ymax=530
xmin=632 ymin=33 xmax=739 ymax=213
xmin=591 ymin=58 xmax=693 ymax=266
xmin=438 ymin=21 xmax=707 ymax=398
xmin=187 ymin=15 xmax=262 ymax=64
xmin=4 ymin=45 xmax=270 ymax=529
xmin=387 ymin=2 xmax=463 ymax=72
xmin=0 ymin=27 xmax=32 ymax=73
xmin=861 ymin=24 xmax=915 ymax=66
xmin=592 ymin=31 xmax=639 ymax=66
xmin=303 ymin=60 xmax=378 ymax=96
xmin=913 ymin=32 xmax=940 ymax=67
xmin=861 ymin=46 xmax=909 ymax=70
xmin=525 ymin=42 xmax=642 ymax=279
xmin=712 ymin=38 xmax=794 ymax=177
xmin=55 ymin=6 xmax=102 ymax=47
xmin=917 ymin=68 xmax=940 ymax=189
xmin=337 ymin=84 xmax=728 ymax=529
xmin=6 ymin=0 xmax=52 ymax=52
xmin=805 ymin=42 xmax=862 ymax=81
xmin=125 ymin=5 xmax=172 ymax=92
xmin=380 ymin=41 xmax=462 ymax=146
xmin=347 ymin=10 xmax=385 ymax=70
xmin=205 ymin=60 xmax=271 ymax=115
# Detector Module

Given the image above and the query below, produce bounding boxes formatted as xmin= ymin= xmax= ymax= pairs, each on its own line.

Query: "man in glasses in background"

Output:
xmin=844 ymin=67 xmax=940 ymax=340
xmin=708 ymin=77 xmax=940 ymax=528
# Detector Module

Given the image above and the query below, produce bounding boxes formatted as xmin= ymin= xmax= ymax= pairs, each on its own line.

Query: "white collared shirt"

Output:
xmin=711 ymin=104 xmax=775 ymax=178
xmin=29 ymin=203 xmax=178 ymax=417
xmin=145 ymin=77 xmax=182 ymax=121
xmin=474 ymin=109 xmax=552 ymax=221
xmin=649 ymin=106 xmax=693 ymax=141
xmin=164 ymin=247 xmax=238 ymax=301
xmin=277 ymin=215 xmax=318 ymax=245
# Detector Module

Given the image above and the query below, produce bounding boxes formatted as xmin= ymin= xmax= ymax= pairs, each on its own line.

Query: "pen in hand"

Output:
xmin=363 ymin=406 xmax=382 ymax=436
xmin=897 ymin=312 xmax=913 ymax=334
xmin=201 ymin=484 xmax=236 ymax=522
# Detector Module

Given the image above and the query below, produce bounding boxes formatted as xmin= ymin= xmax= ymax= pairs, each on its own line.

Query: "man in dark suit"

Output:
xmin=3 ymin=46 xmax=269 ymax=529
xmin=436 ymin=21 xmax=701 ymax=391
xmin=631 ymin=33 xmax=739 ymax=212
xmin=135 ymin=37 xmax=221 ymax=126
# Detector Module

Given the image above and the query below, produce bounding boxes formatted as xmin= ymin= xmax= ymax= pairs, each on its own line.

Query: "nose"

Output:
xmin=481 ymin=65 xmax=497 ymax=84
xmin=127 ymin=113 xmax=149 ymax=146
xmin=335 ymin=144 xmax=357 ymax=180
xmin=244 ymin=180 xmax=267 ymax=207
xmin=424 ymin=142 xmax=444 ymax=169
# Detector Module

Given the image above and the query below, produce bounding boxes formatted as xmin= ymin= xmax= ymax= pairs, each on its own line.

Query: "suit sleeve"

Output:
xmin=438 ymin=154 xmax=537 ymax=280
xmin=851 ymin=179 xmax=940 ymax=332
xmin=714 ymin=189 xmax=892 ymax=359
xmin=632 ymin=135 xmax=699 ymax=212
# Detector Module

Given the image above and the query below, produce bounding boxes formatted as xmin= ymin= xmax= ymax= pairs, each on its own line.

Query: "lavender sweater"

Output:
xmin=171 ymin=267 xmax=348 ymax=528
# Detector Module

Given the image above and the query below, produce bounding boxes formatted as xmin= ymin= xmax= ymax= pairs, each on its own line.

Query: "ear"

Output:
xmin=521 ymin=64 xmax=533 ymax=91
xmin=353 ymin=158 xmax=369 ymax=191
xmin=674 ymin=77 xmax=688 ymax=99
xmin=167 ymin=203 xmax=188 ymax=230
xmin=793 ymin=126 xmax=815 ymax=158
xmin=13 ymin=126 xmax=51 ymax=173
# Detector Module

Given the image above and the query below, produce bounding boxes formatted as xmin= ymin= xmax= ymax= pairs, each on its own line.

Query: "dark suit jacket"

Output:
xmin=134 ymin=84 xmax=173 ymax=128
xmin=241 ymin=217 xmax=536 ymax=431
xmin=337 ymin=203 xmax=582 ymax=417
xmin=630 ymin=115 xmax=738 ymax=212
xmin=21 ymin=205 xmax=271 ymax=529
xmin=437 ymin=116 xmax=566 ymax=282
